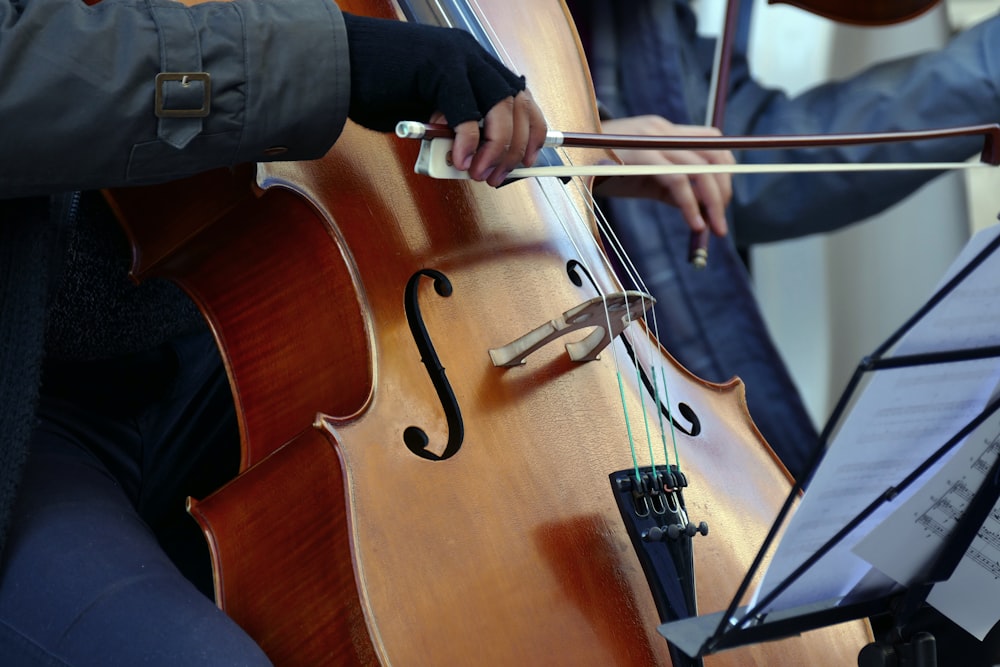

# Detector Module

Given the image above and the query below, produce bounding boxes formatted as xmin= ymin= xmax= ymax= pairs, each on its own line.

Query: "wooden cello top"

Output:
xmin=113 ymin=0 xmax=874 ymax=664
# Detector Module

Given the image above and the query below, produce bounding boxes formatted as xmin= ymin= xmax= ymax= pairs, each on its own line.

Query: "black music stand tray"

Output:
xmin=659 ymin=229 xmax=1000 ymax=666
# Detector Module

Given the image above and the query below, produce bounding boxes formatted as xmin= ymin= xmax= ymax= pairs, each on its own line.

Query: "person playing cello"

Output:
xmin=0 ymin=5 xmax=556 ymax=663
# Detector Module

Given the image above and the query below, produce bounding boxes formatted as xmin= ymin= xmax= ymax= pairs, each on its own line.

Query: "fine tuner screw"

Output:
xmin=643 ymin=522 xmax=709 ymax=542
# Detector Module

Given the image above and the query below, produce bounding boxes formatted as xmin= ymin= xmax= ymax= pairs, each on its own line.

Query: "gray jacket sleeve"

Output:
xmin=724 ymin=13 xmax=1000 ymax=245
xmin=0 ymin=0 xmax=349 ymax=197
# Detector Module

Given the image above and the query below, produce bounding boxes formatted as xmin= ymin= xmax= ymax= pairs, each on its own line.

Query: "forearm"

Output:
xmin=0 ymin=0 xmax=349 ymax=197
xmin=724 ymin=13 xmax=1000 ymax=245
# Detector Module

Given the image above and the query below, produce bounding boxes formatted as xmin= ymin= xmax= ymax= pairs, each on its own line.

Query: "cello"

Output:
xmin=107 ymin=0 xmax=872 ymax=664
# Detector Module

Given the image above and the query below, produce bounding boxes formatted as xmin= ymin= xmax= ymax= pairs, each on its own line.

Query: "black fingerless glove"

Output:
xmin=342 ymin=13 xmax=527 ymax=132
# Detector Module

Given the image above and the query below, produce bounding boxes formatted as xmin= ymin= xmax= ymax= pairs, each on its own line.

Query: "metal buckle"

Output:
xmin=154 ymin=72 xmax=211 ymax=118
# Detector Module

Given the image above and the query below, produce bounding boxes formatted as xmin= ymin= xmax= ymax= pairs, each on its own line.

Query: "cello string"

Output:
xmin=558 ymin=172 xmax=683 ymax=476
xmin=526 ymin=149 xmax=654 ymax=478
xmin=414 ymin=5 xmax=649 ymax=469
xmin=459 ymin=0 xmax=650 ymax=475
xmin=569 ymin=180 xmax=683 ymax=473
xmin=461 ymin=0 xmax=682 ymax=482
xmin=465 ymin=0 xmax=685 ymax=481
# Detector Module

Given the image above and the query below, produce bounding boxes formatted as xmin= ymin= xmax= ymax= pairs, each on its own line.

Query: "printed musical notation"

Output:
xmin=915 ymin=437 xmax=997 ymax=531
xmin=967 ymin=542 xmax=1000 ymax=580
xmin=855 ymin=410 xmax=1000 ymax=639
xmin=911 ymin=435 xmax=1000 ymax=579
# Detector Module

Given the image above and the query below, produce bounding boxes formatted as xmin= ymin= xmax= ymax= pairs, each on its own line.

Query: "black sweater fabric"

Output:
xmin=0 ymin=193 xmax=203 ymax=558
xmin=0 ymin=197 xmax=56 ymax=559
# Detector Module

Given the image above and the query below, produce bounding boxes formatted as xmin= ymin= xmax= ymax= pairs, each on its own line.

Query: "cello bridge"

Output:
xmin=489 ymin=291 xmax=654 ymax=367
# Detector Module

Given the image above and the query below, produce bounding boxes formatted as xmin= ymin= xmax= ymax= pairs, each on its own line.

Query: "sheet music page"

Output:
xmin=926 ymin=508 xmax=1000 ymax=640
xmin=748 ymin=225 xmax=1000 ymax=621
xmin=853 ymin=406 xmax=1000 ymax=639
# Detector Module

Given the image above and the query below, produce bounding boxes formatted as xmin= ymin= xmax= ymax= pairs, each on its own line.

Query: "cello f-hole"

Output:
xmin=403 ymin=268 xmax=465 ymax=461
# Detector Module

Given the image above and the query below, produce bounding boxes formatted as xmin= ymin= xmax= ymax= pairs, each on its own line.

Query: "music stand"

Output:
xmin=659 ymin=228 xmax=1000 ymax=665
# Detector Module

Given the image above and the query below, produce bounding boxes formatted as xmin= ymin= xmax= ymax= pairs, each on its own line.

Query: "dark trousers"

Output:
xmin=0 ymin=330 xmax=271 ymax=666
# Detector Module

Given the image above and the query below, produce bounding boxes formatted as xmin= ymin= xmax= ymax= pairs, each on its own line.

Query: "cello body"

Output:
xmin=109 ymin=0 xmax=871 ymax=663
